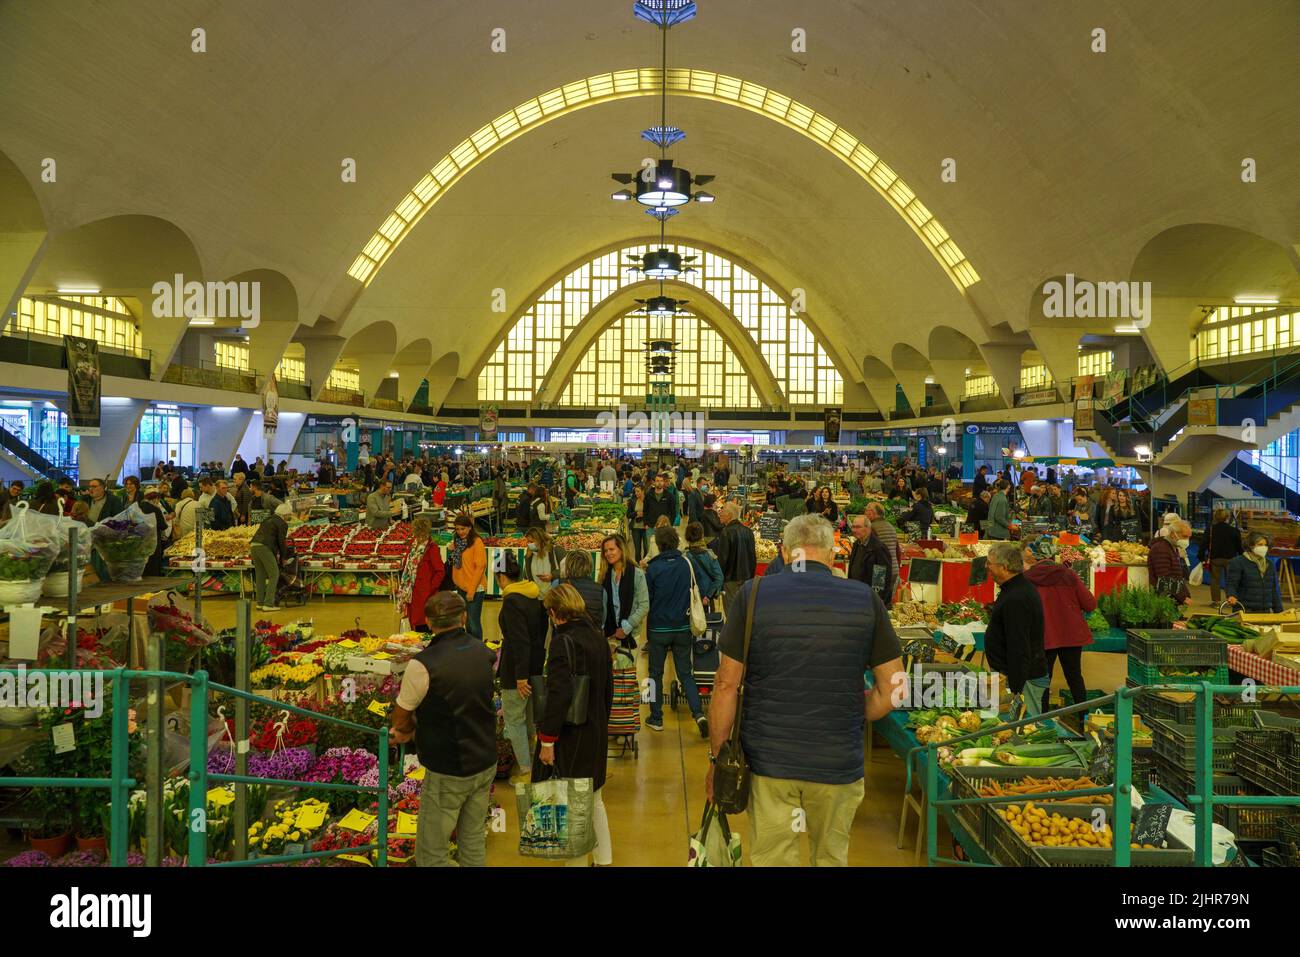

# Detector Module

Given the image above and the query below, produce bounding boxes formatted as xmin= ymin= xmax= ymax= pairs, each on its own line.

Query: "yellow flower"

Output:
xmin=290 ymin=831 xmax=301 ymax=841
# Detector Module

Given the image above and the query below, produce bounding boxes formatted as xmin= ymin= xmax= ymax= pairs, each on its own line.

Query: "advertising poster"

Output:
xmin=64 ymin=335 xmax=101 ymax=436
xmin=823 ymin=406 xmax=842 ymax=444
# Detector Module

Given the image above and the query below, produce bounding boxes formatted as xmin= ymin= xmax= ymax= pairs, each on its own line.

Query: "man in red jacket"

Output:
xmin=1021 ymin=537 xmax=1097 ymax=713
xmin=1147 ymin=519 xmax=1192 ymax=606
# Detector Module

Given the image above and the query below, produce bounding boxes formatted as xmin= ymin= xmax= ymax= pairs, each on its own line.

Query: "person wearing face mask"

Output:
xmin=1147 ymin=518 xmax=1193 ymax=606
xmin=1224 ymin=532 xmax=1283 ymax=613
xmin=523 ymin=526 xmax=566 ymax=597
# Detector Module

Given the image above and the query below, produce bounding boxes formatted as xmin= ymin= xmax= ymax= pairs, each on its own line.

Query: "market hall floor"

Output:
xmin=195 ymin=591 xmax=1155 ymax=867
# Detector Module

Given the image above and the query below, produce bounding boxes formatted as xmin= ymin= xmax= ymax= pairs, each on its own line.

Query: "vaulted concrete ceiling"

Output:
xmin=0 ymin=0 xmax=1296 ymax=402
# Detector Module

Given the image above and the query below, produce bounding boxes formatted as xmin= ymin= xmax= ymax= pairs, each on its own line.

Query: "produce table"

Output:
xmin=929 ymin=626 xmax=1128 ymax=655
xmin=1227 ymin=643 xmax=1300 ymax=686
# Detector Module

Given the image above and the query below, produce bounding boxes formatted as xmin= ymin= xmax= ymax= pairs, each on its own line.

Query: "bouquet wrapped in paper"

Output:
xmin=91 ymin=503 xmax=156 ymax=582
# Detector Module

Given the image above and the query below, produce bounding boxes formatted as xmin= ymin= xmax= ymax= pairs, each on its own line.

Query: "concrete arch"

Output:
xmin=390 ymin=337 xmax=434 ymax=411
xmin=535 ymin=281 xmax=785 ymax=410
xmin=231 ymin=268 xmax=300 ymax=383
xmin=891 ymin=343 xmax=934 ymax=415
xmin=927 ymin=325 xmax=984 ymax=410
xmin=861 ymin=356 xmax=901 ymax=419
xmin=22 ymin=213 xmax=205 ymax=377
xmin=1128 ymin=224 xmax=1300 ymax=372
xmin=336 ymin=320 xmax=398 ymax=404
xmin=344 ymin=69 xmax=979 ymax=296
xmin=425 ymin=351 xmax=462 ymax=414
xmin=0 ymin=149 xmax=48 ymax=331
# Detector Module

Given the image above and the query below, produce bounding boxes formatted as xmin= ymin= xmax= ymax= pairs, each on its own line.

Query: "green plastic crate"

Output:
xmin=1147 ymin=718 xmax=1239 ymax=773
xmin=1128 ymin=683 xmax=1258 ymax=727
xmin=1126 ymin=629 xmax=1225 ymax=667
xmin=990 ymin=803 xmax=1193 ymax=867
xmin=1221 ymin=805 xmax=1300 ymax=842
xmin=1153 ymin=754 xmax=1257 ymax=812
xmin=1126 ymin=656 xmax=1228 ymax=688
xmin=1234 ymin=730 xmax=1300 ymax=794
xmin=947 ymin=766 xmax=1095 ymax=851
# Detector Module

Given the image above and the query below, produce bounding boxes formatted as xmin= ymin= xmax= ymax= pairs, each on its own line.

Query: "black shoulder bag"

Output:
xmin=531 ymin=629 xmax=590 ymax=727
xmin=713 ymin=577 xmax=760 ymax=815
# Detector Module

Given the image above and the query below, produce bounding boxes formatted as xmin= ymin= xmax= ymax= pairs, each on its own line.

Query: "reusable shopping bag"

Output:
xmin=515 ymin=775 xmax=597 ymax=860
xmin=687 ymin=802 xmax=742 ymax=867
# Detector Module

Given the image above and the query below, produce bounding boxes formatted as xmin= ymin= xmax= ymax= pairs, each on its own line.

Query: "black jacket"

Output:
xmin=1224 ymin=553 xmax=1283 ymax=613
xmin=534 ymin=618 xmax=614 ymax=790
xmin=700 ymin=508 xmax=723 ymax=540
xmin=847 ymin=535 xmax=894 ymax=606
xmin=984 ymin=573 xmax=1047 ymax=695
xmin=1208 ymin=522 xmax=1243 ymax=562
xmin=514 ymin=490 xmax=532 ymax=528
xmin=497 ymin=587 xmax=548 ymax=682
xmin=973 ymin=472 xmax=989 ymax=497
xmin=714 ymin=519 xmax=757 ymax=582
xmin=684 ymin=489 xmax=705 ymax=525
xmin=899 ymin=499 xmax=935 ymax=536
xmin=643 ymin=488 xmax=677 ymax=528
xmin=411 ymin=627 xmax=498 ymax=777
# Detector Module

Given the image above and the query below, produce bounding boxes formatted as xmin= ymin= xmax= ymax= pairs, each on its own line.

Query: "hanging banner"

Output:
xmin=1097 ymin=369 xmax=1127 ymax=410
xmin=479 ymin=404 xmax=499 ymax=439
xmin=1073 ymin=398 xmax=1095 ymax=433
xmin=1073 ymin=375 xmax=1095 ymax=401
xmin=64 ymin=335 xmax=101 ymax=436
xmin=1187 ymin=398 xmax=1217 ymax=426
xmin=823 ymin=406 xmax=842 ymax=444
xmin=263 ymin=373 xmax=280 ymax=436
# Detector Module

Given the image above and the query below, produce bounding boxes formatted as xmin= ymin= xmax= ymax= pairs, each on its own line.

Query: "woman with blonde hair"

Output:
xmin=535 ymin=583 xmax=614 ymax=866
xmin=449 ymin=513 xmax=488 ymax=639
xmin=397 ymin=516 xmax=446 ymax=632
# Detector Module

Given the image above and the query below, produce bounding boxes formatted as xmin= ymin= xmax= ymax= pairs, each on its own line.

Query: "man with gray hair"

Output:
xmin=706 ymin=513 xmax=904 ymax=866
xmin=713 ymin=500 xmax=756 ymax=611
xmin=1147 ymin=516 xmax=1192 ymax=605
xmin=984 ymin=541 xmax=1048 ymax=716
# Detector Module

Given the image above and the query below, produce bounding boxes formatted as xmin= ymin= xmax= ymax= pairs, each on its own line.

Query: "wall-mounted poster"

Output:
xmin=823 ymin=407 xmax=842 ymax=444
xmin=65 ymin=336 xmax=101 ymax=436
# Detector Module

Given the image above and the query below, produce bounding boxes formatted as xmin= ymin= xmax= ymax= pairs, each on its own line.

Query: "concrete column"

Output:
xmin=194 ymin=407 xmax=254 ymax=467
xmin=1027 ymin=330 xmax=1079 ymax=398
xmin=978 ymin=343 xmax=1027 ymax=405
xmin=304 ymin=337 xmax=348 ymax=401
xmin=78 ymin=398 xmax=146 ymax=483
xmin=1142 ymin=297 xmax=1201 ymax=374
xmin=928 ymin=358 xmax=968 ymax=412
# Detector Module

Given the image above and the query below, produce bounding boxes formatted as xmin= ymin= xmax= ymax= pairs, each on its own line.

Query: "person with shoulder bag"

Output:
xmin=533 ymin=583 xmax=614 ymax=866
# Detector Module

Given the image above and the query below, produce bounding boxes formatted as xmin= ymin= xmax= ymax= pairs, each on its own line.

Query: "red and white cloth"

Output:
xmin=1228 ymin=643 xmax=1300 ymax=688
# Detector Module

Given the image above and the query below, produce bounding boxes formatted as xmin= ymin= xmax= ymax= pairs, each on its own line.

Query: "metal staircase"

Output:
xmin=0 ymin=421 xmax=69 ymax=480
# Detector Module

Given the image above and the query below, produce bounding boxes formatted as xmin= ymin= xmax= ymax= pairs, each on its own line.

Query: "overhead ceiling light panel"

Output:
xmin=1113 ymin=325 xmax=1141 ymax=334
xmin=633 ymin=0 xmax=697 ymax=27
xmin=642 ymin=248 xmax=684 ymax=279
xmin=638 ymin=294 xmax=688 ymax=319
xmin=189 ymin=317 xmax=216 ymax=326
xmin=637 ymin=160 xmax=693 ymax=207
xmin=611 ymin=190 xmax=633 ymax=201
xmin=1234 ymin=295 xmax=1280 ymax=305
xmin=57 ymin=287 xmax=100 ymax=295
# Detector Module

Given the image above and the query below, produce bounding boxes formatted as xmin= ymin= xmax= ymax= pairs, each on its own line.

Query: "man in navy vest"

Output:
xmin=389 ymin=591 xmax=498 ymax=867
xmin=706 ymin=514 xmax=905 ymax=866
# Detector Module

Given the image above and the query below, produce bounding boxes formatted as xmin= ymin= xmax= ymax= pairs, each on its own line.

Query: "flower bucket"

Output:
xmin=0 ymin=578 xmax=44 ymax=604
xmin=30 ymin=831 xmax=72 ymax=858
xmin=44 ymin=567 xmax=84 ymax=598
xmin=75 ymin=834 xmax=108 ymax=854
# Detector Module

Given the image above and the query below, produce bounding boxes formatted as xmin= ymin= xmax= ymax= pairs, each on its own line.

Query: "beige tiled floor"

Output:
xmin=198 ymin=585 xmax=1190 ymax=866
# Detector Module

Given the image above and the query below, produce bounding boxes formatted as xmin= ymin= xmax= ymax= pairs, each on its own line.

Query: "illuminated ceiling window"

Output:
xmin=1077 ymin=351 xmax=1114 ymax=378
xmin=348 ymin=69 xmax=978 ymax=293
xmin=275 ymin=355 xmax=306 ymax=383
xmin=963 ymin=374 xmax=1000 ymax=399
xmin=1195 ymin=305 xmax=1299 ymax=361
xmin=326 ymin=367 xmax=361 ymax=393
xmin=214 ymin=340 xmax=250 ymax=372
xmin=1019 ymin=363 xmax=1053 ymax=390
xmin=11 ymin=295 xmax=140 ymax=354
xmin=477 ymin=241 xmax=843 ymax=407
xmin=559 ymin=309 xmax=758 ymax=410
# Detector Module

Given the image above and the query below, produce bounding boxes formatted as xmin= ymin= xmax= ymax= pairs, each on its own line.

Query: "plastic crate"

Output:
xmin=1234 ymin=729 xmax=1300 ymax=795
xmin=1147 ymin=718 xmax=1240 ymax=773
xmin=983 ymin=804 xmax=1046 ymax=867
xmin=1126 ymin=657 xmax=1228 ymax=688
xmin=1131 ymin=751 xmax=1158 ymax=796
xmin=991 ymin=803 xmax=1193 ymax=867
xmin=1153 ymin=754 xmax=1256 ymax=813
xmin=1126 ymin=629 xmax=1225 ymax=667
xmin=947 ymin=767 xmax=1097 ymax=850
xmin=1221 ymin=805 xmax=1300 ymax=842
xmin=1128 ymin=684 xmax=1258 ymax=727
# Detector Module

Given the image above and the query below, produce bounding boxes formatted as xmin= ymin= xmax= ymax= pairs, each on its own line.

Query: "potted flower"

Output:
xmin=74 ymin=792 xmax=108 ymax=854
xmin=29 ymin=789 xmax=73 ymax=859
xmin=90 ymin=506 xmax=156 ymax=582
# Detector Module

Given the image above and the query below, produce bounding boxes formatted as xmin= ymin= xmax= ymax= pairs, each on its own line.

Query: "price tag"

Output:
xmin=370 ymin=651 xmax=393 ymax=661
xmin=387 ymin=853 xmax=412 ymax=864
xmin=294 ymin=803 xmax=328 ymax=830
xmin=337 ymin=639 xmax=360 ymax=649
xmin=403 ymin=753 xmax=421 ymax=774
xmin=337 ymin=853 xmax=373 ymax=866
xmin=8 ymin=606 xmax=44 ymax=661
xmin=405 ymin=764 xmax=426 ymax=781
xmin=366 ymin=699 xmax=391 ymax=716
xmin=52 ymin=722 xmax=76 ymax=754
xmin=337 ymin=808 xmax=377 ymax=832
xmin=207 ymin=787 xmax=235 ymax=807
xmin=1131 ymin=803 xmax=1174 ymax=848
xmin=397 ymin=811 xmax=419 ymax=835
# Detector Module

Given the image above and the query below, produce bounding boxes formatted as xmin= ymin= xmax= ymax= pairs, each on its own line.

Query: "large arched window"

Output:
xmin=560 ymin=309 xmax=758 ymax=409
xmin=477 ymin=242 xmax=844 ymax=407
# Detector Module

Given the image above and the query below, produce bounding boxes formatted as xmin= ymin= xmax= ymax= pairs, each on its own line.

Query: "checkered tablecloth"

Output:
xmin=1227 ymin=643 xmax=1300 ymax=687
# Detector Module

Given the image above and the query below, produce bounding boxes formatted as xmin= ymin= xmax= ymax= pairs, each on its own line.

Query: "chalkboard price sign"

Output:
xmin=195 ymin=506 xmax=215 ymax=528
xmin=908 ymin=558 xmax=942 ymax=585
xmin=337 ymin=508 xmax=360 ymax=524
xmin=1071 ymin=560 xmax=1093 ymax=581
xmin=757 ymin=513 xmax=785 ymax=542
xmin=934 ymin=514 xmax=960 ymax=538
xmin=249 ymin=508 xmax=270 ymax=525
xmin=968 ymin=557 xmax=988 ymax=586
xmin=1119 ymin=518 xmax=1142 ymax=542
xmin=1131 ymin=803 xmax=1174 ymax=848
xmin=903 ymin=521 xmax=923 ymax=539
xmin=871 ymin=564 xmax=887 ymax=593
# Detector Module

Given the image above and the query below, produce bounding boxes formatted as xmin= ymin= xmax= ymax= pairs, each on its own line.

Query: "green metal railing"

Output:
xmin=916 ymin=682 xmax=1300 ymax=867
xmin=0 ymin=663 xmax=390 ymax=868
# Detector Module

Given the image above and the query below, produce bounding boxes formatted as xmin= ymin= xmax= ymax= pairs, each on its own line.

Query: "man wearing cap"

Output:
xmin=389 ymin=591 xmax=499 ymax=867
xmin=250 ymin=502 xmax=294 ymax=611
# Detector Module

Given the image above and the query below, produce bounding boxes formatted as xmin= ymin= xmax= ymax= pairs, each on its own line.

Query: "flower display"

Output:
xmin=90 ymin=507 xmax=157 ymax=582
xmin=6 ymin=850 xmax=53 ymax=867
xmin=248 ymin=747 xmax=314 ymax=781
xmin=245 ymin=716 xmax=318 ymax=751
xmin=305 ymin=747 xmax=377 ymax=785
xmin=248 ymin=797 xmax=329 ymax=855
xmin=250 ymin=660 xmax=323 ymax=689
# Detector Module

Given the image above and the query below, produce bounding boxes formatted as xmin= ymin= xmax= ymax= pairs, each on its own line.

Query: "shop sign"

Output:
xmin=1017 ymin=388 xmax=1060 ymax=407
xmin=1187 ymin=398 xmax=1217 ymax=426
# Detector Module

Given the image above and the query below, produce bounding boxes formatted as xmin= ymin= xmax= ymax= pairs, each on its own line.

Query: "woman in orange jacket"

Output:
xmin=449 ymin=512 xmax=488 ymax=639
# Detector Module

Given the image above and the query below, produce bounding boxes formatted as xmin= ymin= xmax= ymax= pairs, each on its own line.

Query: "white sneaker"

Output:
xmin=262 ymin=604 xmax=281 ymax=612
